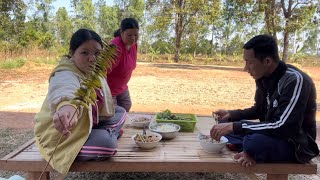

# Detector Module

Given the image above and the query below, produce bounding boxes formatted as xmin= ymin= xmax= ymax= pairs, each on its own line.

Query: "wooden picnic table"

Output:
xmin=0 ymin=113 xmax=317 ymax=180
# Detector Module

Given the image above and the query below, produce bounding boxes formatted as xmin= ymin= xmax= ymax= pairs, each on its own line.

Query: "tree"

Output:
xmin=213 ymin=0 xmax=263 ymax=55
xmin=35 ymin=0 xmax=54 ymax=32
xmin=96 ymin=0 xmax=120 ymax=41
xmin=184 ymin=0 xmax=220 ymax=57
xmin=147 ymin=0 xmax=220 ymax=62
xmin=26 ymin=0 xmax=56 ymax=49
xmin=145 ymin=1 xmax=172 ymax=49
xmin=71 ymin=0 xmax=96 ymax=30
xmin=0 ymin=0 xmax=24 ymax=40
xmin=280 ymin=0 xmax=315 ymax=62
xmin=207 ymin=1 xmax=221 ymax=56
xmin=115 ymin=0 xmax=145 ymax=21
xmin=259 ymin=0 xmax=281 ymax=42
xmin=260 ymin=0 xmax=316 ymax=62
xmin=0 ymin=0 xmax=27 ymax=55
xmin=55 ymin=7 xmax=73 ymax=46
xmin=298 ymin=1 xmax=320 ymax=56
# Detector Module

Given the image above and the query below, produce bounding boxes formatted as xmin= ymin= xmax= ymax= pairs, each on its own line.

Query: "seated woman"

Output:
xmin=34 ymin=28 xmax=126 ymax=175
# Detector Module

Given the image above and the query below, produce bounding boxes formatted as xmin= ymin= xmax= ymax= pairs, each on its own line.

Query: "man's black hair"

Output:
xmin=243 ymin=35 xmax=280 ymax=62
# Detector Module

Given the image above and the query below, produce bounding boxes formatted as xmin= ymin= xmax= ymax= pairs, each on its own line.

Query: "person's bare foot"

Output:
xmin=233 ymin=151 xmax=256 ymax=167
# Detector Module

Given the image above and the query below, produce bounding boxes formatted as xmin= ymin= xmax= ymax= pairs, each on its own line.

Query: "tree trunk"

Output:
xmin=318 ymin=38 xmax=320 ymax=56
xmin=281 ymin=0 xmax=293 ymax=62
xmin=210 ymin=25 xmax=214 ymax=57
xmin=123 ymin=1 xmax=127 ymax=18
xmin=270 ymin=0 xmax=277 ymax=42
xmin=264 ymin=4 xmax=271 ymax=34
xmin=174 ymin=20 xmax=182 ymax=62
xmin=292 ymin=30 xmax=297 ymax=54
xmin=317 ymin=27 xmax=320 ymax=56
xmin=174 ymin=0 xmax=184 ymax=63
xmin=262 ymin=0 xmax=278 ymax=42
xmin=282 ymin=30 xmax=289 ymax=62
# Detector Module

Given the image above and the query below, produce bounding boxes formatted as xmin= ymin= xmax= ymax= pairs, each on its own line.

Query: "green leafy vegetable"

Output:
xmin=158 ymin=109 xmax=192 ymax=120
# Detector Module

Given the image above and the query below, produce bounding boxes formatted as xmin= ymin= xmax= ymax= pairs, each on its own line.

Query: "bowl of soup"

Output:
xmin=198 ymin=133 xmax=228 ymax=153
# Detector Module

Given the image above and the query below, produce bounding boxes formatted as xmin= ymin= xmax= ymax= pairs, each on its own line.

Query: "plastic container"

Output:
xmin=154 ymin=113 xmax=197 ymax=132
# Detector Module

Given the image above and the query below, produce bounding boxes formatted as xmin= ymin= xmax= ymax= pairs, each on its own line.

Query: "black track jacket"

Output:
xmin=229 ymin=61 xmax=319 ymax=163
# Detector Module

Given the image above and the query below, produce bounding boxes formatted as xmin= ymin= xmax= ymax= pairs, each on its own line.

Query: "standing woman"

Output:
xmin=107 ymin=17 xmax=139 ymax=112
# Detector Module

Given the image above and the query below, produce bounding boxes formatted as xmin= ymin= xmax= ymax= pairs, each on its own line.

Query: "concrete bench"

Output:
xmin=0 ymin=114 xmax=317 ymax=180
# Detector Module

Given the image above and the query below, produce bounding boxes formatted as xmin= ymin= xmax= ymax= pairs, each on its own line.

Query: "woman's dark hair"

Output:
xmin=243 ymin=34 xmax=280 ymax=62
xmin=113 ymin=18 xmax=139 ymax=37
xmin=68 ymin=28 xmax=103 ymax=57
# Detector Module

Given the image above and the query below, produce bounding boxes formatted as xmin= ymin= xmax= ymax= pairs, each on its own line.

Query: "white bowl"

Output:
xmin=132 ymin=132 xmax=162 ymax=149
xmin=130 ymin=115 xmax=152 ymax=128
xmin=198 ymin=134 xmax=228 ymax=153
xmin=149 ymin=123 xmax=181 ymax=140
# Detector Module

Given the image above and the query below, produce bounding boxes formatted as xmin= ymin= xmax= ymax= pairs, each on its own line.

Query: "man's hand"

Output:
xmin=210 ymin=122 xmax=233 ymax=141
xmin=213 ymin=109 xmax=231 ymax=121
xmin=53 ymin=105 xmax=78 ymax=136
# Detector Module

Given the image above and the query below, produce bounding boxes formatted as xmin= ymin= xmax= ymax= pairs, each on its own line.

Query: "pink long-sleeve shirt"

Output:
xmin=107 ymin=36 xmax=137 ymax=96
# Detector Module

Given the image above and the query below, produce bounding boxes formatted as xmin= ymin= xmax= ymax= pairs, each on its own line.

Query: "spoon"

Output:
xmin=213 ymin=113 xmax=219 ymax=124
xmin=143 ymin=124 xmax=147 ymax=135
xmin=212 ymin=113 xmax=220 ymax=142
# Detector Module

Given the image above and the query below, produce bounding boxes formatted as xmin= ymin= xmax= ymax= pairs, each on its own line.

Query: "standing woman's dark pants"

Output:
xmin=113 ymin=89 xmax=132 ymax=112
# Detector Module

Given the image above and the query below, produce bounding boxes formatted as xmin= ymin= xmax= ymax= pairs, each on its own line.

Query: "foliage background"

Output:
xmin=0 ymin=0 xmax=319 ymax=67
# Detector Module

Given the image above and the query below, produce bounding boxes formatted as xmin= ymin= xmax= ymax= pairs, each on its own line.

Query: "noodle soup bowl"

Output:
xmin=198 ymin=133 xmax=228 ymax=153
xmin=132 ymin=132 xmax=162 ymax=149
xmin=149 ymin=123 xmax=181 ymax=140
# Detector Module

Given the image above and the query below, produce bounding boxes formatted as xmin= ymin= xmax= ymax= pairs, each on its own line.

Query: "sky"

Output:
xmin=52 ymin=0 xmax=114 ymax=13
xmin=52 ymin=0 xmax=72 ymax=13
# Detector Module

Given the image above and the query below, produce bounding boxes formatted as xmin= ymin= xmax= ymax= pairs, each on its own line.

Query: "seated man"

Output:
xmin=210 ymin=34 xmax=319 ymax=167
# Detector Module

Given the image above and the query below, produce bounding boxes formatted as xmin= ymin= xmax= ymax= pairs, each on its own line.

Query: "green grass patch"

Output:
xmin=0 ymin=58 xmax=26 ymax=69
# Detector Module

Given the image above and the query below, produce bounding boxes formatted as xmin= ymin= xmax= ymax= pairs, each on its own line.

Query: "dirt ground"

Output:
xmin=0 ymin=61 xmax=320 ymax=179
xmin=0 ymin=61 xmax=320 ymax=128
